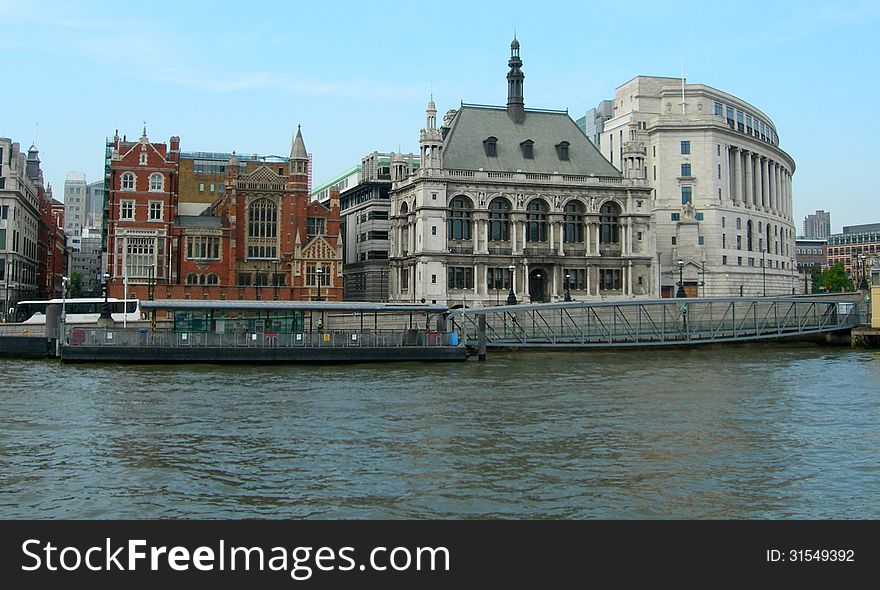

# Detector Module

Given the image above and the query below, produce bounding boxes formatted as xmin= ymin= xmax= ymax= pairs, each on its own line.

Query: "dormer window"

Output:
xmin=483 ymin=136 xmax=498 ymax=157
xmin=520 ymin=139 xmax=534 ymax=159
xmin=556 ymin=141 xmax=570 ymax=161
xmin=139 ymin=152 xmax=147 ymax=165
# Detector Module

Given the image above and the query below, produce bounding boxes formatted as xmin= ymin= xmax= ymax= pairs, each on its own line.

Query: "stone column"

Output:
xmin=472 ymin=220 xmax=479 ymax=254
xmin=510 ymin=219 xmax=517 ymax=254
xmin=744 ymin=151 xmax=753 ymax=208
xmin=733 ymin=148 xmax=742 ymax=206
xmin=548 ymin=221 xmax=554 ymax=253
xmin=762 ymin=158 xmax=770 ymax=211
xmin=628 ymin=261 xmax=633 ymax=296
xmin=586 ymin=265 xmax=591 ymax=295
xmin=595 ymin=221 xmax=600 ymax=253
xmin=558 ymin=221 xmax=565 ymax=255
xmin=628 ymin=217 xmax=634 ymax=255
xmin=522 ymin=220 xmax=527 ymax=251
xmin=483 ymin=219 xmax=489 ymax=253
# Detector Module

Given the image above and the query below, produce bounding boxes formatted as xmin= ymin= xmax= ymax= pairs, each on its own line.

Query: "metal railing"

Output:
xmin=63 ymin=327 xmax=456 ymax=349
xmin=452 ymin=297 xmax=860 ymax=348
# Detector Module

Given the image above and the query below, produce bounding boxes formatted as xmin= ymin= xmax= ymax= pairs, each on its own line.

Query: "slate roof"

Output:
xmin=176 ymin=215 xmax=222 ymax=229
xmin=442 ymin=105 xmax=621 ymax=177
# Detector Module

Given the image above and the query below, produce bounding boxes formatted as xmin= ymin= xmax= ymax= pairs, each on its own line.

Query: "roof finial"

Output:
xmin=142 ymin=121 xmax=148 ymax=139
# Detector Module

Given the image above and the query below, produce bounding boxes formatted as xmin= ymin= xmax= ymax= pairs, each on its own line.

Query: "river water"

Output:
xmin=1 ymin=345 xmax=878 ymax=519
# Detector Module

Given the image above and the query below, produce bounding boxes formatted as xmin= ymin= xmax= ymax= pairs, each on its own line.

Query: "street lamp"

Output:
xmin=676 ymin=259 xmax=686 ymax=298
xmin=506 ymin=263 xmax=517 ymax=305
xmin=535 ymin=272 xmax=542 ymax=303
xmin=859 ymin=254 xmax=869 ymax=290
xmin=564 ymin=273 xmax=572 ymax=301
xmin=99 ymin=273 xmax=111 ymax=320
xmin=315 ymin=267 xmax=323 ymax=301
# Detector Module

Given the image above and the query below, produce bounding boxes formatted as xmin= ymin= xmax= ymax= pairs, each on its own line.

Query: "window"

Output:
xmin=563 ymin=201 xmax=584 ymax=243
xmin=520 ymin=140 xmax=534 ymax=159
xmin=556 ymin=141 xmax=570 ymax=161
xmin=120 ymin=200 xmax=135 ymax=220
xmin=0 ymin=205 xmax=8 ymax=219
xmin=199 ymin=183 xmax=205 ymax=192
xmin=186 ymin=273 xmax=199 ymax=285
xmin=671 ymin=213 xmax=680 ymax=221
xmin=672 ymin=237 xmax=677 ymax=245
xmin=737 ymin=256 xmax=742 ymax=266
xmin=447 ymin=266 xmax=474 ymax=289
xmin=737 ymin=235 xmax=742 ymax=250
xmin=736 ymin=111 xmax=744 ymax=132
xmin=722 ymin=234 xmax=727 ymax=248
xmin=307 ymin=217 xmax=326 ymax=237
xmin=726 ymin=106 xmax=734 ymax=125
xmin=148 ymin=201 xmax=163 ymax=221
xmin=599 ymin=269 xmax=622 ymax=291
xmin=563 ymin=269 xmax=586 ymax=290
xmin=699 ymin=236 xmax=705 ymax=245
xmin=695 ymin=212 xmax=704 ymax=221
xmin=431 ymin=226 xmax=437 ymax=236
xmin=139 ymin=152 xmax=147 ymax=165
xmin=209 ymin=183 xmax=215 ymax=193
xmin=207 ymin=274 xmax=220 ymax=285
xmin=149 ymin=173 xmax=163 ymax=192
xmin=488 ymin=198 xmax=511 ymax=241
xmin=681 ymin=163 xmax=692 ymax=177
xmin=681 ymin=186 xmax=693 ymax=205
xmin=526 ymin=199 xmax=549 ymax=242
xmin=186 ymin=236 xmax=221 ymax=260
xmin=736 ymin=217 xmax=742 ymax=230
xmin=121 ymin=173 xmax=135 ymax=191
xmin=487 ymin=267 xmax=512 ymax=290
xmin=714 ymin=102 xmax=723 ymax=116
xmin=483 ymin=136 xmax=498 ymax=157
xmin=125 ymin=237 xmax=155 ymax=278
xmin=746 ymin=220 xmax=753 ymax=251
xmin=599 ymin=202 xmax=621 ymax=244
xmin=680 ymin=141 xmax=691 ymax=155
xmin=447 ymin=196 xmax=473 ymax=241
xmin=247 ymin=198 xmax=278 ymax=259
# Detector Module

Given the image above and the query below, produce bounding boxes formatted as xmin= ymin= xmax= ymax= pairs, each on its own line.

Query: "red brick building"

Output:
xmin=105 ymin=127 xmax=341 ymax=301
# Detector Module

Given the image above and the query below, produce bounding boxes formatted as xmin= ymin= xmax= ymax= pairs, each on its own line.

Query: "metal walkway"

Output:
xmin=452 ymin=297 xmax=860 ymax=348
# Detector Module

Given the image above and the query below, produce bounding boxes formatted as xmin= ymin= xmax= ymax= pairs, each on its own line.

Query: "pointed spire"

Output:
xmin=507 ymin=36 xmax=525 ymax=123
xmin=290 ymin=124 xmax=308 ymax=160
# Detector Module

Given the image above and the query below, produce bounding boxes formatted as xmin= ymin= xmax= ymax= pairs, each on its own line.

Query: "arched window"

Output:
xmin=563 ymin=200 xmax=584 ymax=243
xmin=766 ymin=225 xmax=771 ymax=253
xmin=207 ymin=274 xmax=219 ymax=285
xmin=185 ymin=273 xmax=199 ymax=285
xmin=399 ymin=201 xmax=409 ymax=215
xmin=149 ymin=173 xmax=163 ymax=192
xmin=121 ymin=172 xmax=135 ymax=191
xmin=488 ymin=198 xmax=511 ymax=241
xmin=746 ymin=220 xmax=753 ymax=252
xmin=600 ymin=202 xmax=621 ymax=244
xmin=247 ymin=198 xmax=278 ymax=259
xmin=447 ymin=196 xmax=473 ymax=240
xmin=526 ymin=199 xmax=549 ymax=242
xmin=483 ymin=136 xmax=498 ymax=157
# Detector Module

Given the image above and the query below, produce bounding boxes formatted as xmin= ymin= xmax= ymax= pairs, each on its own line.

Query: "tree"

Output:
xmin=69 ymin=273 xmax=83 ymax=298
xmin=810 ymin=265 xmax=823 ymax=294
xmin=820 ymin=263 xmax=854 ymax=293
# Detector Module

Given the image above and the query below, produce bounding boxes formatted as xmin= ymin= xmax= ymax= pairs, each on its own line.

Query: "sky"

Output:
xmin=1 ymin=0 xmax=878 ymax=232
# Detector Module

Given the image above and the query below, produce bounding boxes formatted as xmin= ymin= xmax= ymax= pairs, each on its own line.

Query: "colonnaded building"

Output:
xmin=600 ymin=76 xmax=798 ymax=297
xmin=388 ymin=39 xmax=655 ymax=306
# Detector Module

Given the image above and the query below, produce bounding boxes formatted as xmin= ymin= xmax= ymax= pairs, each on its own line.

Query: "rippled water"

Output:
xmin=1 ymin=345 xmax=878 ymax=519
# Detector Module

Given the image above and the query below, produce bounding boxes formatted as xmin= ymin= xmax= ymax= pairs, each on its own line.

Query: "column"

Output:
xmin=743 ymin=151 xmax=752 ymax=208
xmin=762 ymin=158 xmax=770 ymax=211
xmin=733 ymin=148 xmax=743 ymax=206
xmin=472 ymin=220 xmax=479 ymax=254
xmin=584 ymin=222 xmax=591 ymax=256
xmin=727 ymin=146 xmax=735 ymax=204
xmin=595 ymin=222 xmax=600 ymax=253
xmin=558 ymin=221 xmax=564 ymax=255
xmin=521 ymin=220 xmax=527 ymax=251
xmin=483 ymin=219 xmax=489 ymax=253
xmin=586 ymin=264 xmax=591 ymax=296
xmin=628 ymin=217 xmax=634 ymax=256
xmin=549 ymin=221 xmax=554 ymax=254
xmin=510 ymin=219 xmax=517 ymax=254
xmin=774 ymin=165 xmax=781 ymax=216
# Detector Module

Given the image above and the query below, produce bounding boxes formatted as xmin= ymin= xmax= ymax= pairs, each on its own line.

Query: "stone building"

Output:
xmin=389 ymin=39 xmax=654 ymax=306
xmin=63 ymin=171 xmax=88 ymax=251
xmin=803 ymin=210 xmax=831 ymax=239
xmin=599 ymin=76 xmax=798 ymax=297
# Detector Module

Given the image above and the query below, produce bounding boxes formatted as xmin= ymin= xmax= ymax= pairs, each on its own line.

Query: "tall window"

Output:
xmin=526 ymin=199 xmax=548 ymax=242
xmin=681 ymin=186 xmax=693 ymax=205
xmin=488 ymin=198 xmax=510 ymax=241
xmin=681 ymin=163 xmax=692 ymax=177
xmin=563 ymin=200 xmax=584 ymax=243
xmin=148 ymin=201 xmax=163 ymax=221
xmin=746 ymin=220 xmax=753 ymax=251
xmin=599 ymin=202 xmax=621 ymax=244
xmin=562 ymin=268 xmax=586 ymax=290
xmin=125 ymin=237 xmax=154 ymax=278
xmin=487 ymin=267 xmax=511 ymax=290
xmin=247 ymin=198 xmax=278 ymax=259
xmin=599 ymin=269 xmax=622 ymax=291
xmin=447 ymin=196 xmax=473 ymax=241
xmin=520 ymin=140 xmax=534 ymax=159
xmin=680 ymin=141 xmax=691 ymax=155
xmin=483 ymin=136 xmax=498 ymax=157
xmin=120 ymin=200 xmax=135 ymax=220
xmin=121 ymin=173 xmax=135 ymax=191
xmin=307 ymin=217 xmax=326 ymax=237
xmin=186 ymin=236 xmax=221 ymax=260
xmin=149 ymin=173 xmax=163 ymax=192
xmin=556 ymin=141 xmax=570 ymax=161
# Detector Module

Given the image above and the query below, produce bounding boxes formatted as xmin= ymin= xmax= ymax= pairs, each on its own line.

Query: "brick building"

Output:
xmin=105 ymin=127 xmax=341 ymax=301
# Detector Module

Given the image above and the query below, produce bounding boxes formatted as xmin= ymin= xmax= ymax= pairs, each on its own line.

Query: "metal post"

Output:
xmin=761 ymin=249 xmax=767 ymax=296
xmin=676 ymin=259 xmax=685 ymax=298
xmin=506 ymin=263 xmax=517 ymax=305
xmin=477 ymin=314 xmax=487 ymax=361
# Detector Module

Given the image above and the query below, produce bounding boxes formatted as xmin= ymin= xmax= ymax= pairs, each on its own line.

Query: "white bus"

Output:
xmin=13 ymin=298 xmax=142 ymax=325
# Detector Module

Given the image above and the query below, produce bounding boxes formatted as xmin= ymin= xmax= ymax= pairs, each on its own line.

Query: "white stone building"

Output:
xmin=389 ymin=40 xmax=655 ymax=307
xmin=600 ymin=76 xmax=798 ymax=297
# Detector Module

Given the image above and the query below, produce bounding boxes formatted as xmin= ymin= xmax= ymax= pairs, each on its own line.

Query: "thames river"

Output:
xmin=1 ymin=346 xmax=878 ymax=519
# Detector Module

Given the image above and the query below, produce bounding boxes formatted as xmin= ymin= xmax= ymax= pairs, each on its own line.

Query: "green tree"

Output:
xmin=809 ymin=265 xmax=823 ymax=294
xmin=820 ymin=263 xmax=854 ymax=293
xmin=69 ymin=273 xmax=83 ymax=298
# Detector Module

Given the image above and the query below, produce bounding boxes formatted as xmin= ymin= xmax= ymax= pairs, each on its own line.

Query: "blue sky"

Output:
xmin=2 ymin=0 xmax=878 ymax=231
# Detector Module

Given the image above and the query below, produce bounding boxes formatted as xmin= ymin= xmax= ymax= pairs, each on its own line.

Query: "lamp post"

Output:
xmin=506 ymin=263 xmax=517 ymax=305
xmin=761 ymin=248 xmax=767 ymax=297
xmin=859 ymin=254 xmax=869 ymax=290
xmin=564 ymin=273 xmax=572 ymax=301
xmin=99 ymin=273 xmax=111 ymax=320
xmin=315 ymin=267 xmax=323 ymax=301
xmin=535 ymin=272 xmax=542 ymax=303
xmin=676 ymin=259 xmax=685 ymax=298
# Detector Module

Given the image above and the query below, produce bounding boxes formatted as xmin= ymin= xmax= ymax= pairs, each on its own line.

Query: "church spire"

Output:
xmin=507 ymin=36 xmax=525 ymax=124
